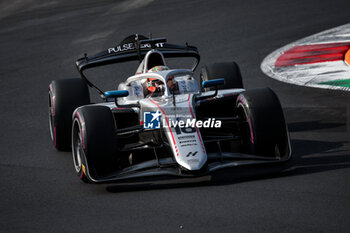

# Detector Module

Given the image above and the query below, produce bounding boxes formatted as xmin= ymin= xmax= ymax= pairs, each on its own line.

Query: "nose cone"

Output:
xmin=177 ymin=150 xmax=207 ymax=171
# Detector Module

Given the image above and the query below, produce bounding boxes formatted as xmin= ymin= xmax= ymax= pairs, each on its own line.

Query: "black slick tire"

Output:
xmin=235 ymin=88 xmax=289 ymax=157
xmin=200 ymin=62 xmax=243 ymax=91
xmin=72 ymin=106 xmax=118 ymax=181
xmin=48 ymin=79 xmax=90 ymax=151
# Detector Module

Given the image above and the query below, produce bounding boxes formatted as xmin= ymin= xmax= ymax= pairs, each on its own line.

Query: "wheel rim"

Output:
xmin=48 ymin=92 xmax=55 ymax=142
xmin=237 ymin=103 xmax=254 ymax=154
xmin=274 ymin=144 xmax=281 ymax=159
xmin=72 ymin=120 xmax=83 ymax=173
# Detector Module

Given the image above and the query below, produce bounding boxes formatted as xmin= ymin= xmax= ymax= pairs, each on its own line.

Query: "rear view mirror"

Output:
xmin=201 ymin=79 xmax=225 ymax=88
xmin=104 ymin=90 xmax=129 ymax=99
xmin=196 ymin=79 xmax=225 ymax=101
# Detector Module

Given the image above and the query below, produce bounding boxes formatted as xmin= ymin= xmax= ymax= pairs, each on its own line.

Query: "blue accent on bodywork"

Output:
xmin=104 ymin=90 xmax=129 ymax=98
xmin=202 ymin=79 xmax=225 ymax=88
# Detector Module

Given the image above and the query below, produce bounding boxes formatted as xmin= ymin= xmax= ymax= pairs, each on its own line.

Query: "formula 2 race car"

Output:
xmin=48 ymin=34 xmax=291 ymax=183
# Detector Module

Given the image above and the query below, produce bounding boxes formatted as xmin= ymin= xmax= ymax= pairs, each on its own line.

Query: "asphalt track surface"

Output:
xmin=1 ymin=0 xmax=350 ymax=232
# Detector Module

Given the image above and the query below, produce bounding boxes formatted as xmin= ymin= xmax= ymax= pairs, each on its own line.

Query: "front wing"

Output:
xmin=82 ymin=151 xmax=292 ymax=183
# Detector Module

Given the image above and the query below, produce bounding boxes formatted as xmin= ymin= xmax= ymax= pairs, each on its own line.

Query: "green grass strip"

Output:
xmin=319 ymin=79 xmax=350 ymax=87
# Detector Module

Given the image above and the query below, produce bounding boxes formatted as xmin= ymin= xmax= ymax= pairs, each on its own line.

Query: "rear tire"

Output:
xmin=200 ymin=62 xmax=243 ymax=91
xmin=72 ymin=106 xmax=118 ymax=181
xmin=48 ymin=79 xmax=90 ymax=151
xmin=235 ymin=88 xmax=289 ymax=157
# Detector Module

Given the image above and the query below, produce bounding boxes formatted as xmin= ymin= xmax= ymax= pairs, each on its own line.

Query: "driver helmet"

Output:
xmin=148 ymin=66 xmax=169 ymax=73
xmin=146 ymin=78 xmax=165 ymax=95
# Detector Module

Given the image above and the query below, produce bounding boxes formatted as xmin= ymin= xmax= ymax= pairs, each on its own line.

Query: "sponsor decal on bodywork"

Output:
xmin=108 ymin=42 xmax=165 ymax=54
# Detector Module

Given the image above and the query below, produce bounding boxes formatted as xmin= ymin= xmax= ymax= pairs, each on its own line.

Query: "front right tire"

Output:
xmin=48 ymin=79 xmax=90 ymax=151
xmin=200 ymin=62 xmax=244 ymax=91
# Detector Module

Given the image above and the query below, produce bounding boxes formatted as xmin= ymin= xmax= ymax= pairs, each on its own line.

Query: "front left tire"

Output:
xmin=235 ymin=88 xmax=290 ymax=158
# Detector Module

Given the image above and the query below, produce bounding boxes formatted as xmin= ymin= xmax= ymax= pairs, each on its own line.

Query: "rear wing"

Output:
xmin=75 ymin=34 xmax=200 ymax=97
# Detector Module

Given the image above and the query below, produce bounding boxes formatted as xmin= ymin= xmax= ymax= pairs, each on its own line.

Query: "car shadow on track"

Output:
xmin=288 ymin=121 xmax=346 ymax=132
xmin=105 ymin=138 xmax=350 ymax=193
xmin=286 ymin=138 xmax=350 ymax=173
